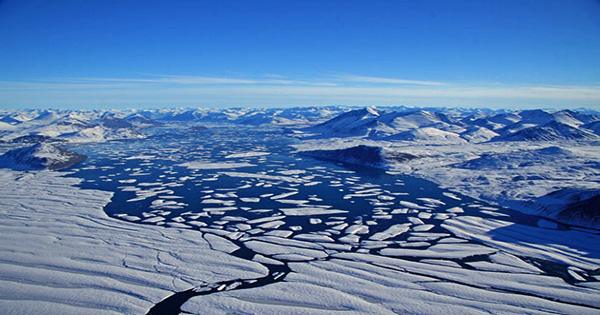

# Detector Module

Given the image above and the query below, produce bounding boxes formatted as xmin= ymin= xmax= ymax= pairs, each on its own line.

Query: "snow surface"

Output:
xmin=0 ymin=169 xmax=266 ymax=314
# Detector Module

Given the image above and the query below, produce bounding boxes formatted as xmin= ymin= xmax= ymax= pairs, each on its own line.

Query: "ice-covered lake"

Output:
xmin=64 ymin=125 xmax=599 ymax=314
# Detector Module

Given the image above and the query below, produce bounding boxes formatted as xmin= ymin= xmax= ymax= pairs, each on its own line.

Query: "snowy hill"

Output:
xmin=460 ymin=126 xmax=499 ymax=143
xmin=385 ymin=127 xmax=465 ymax=143
xmin=495 ymin=121 xmax=599 ymax=141
xmin=0 ymin=121 xmax=16 ymax=131
xmin=0 ymin=143 xmax=86 ymax=170
xmin=582 ymin=120 xmax=600 ymax=135
xmin=57 ymin=125 xmax=145 ymax=143
xmin=305 ymin=107 xmax=380 ymax=138
xmin=456 ymin=146 xmax=574 ymax=170
xmin=523 ymin=188 xmax=600 ymax=228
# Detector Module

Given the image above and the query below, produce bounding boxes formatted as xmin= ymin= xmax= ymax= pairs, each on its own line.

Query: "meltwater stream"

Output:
xmin=64 ymin=125 xmax=594 ymax=314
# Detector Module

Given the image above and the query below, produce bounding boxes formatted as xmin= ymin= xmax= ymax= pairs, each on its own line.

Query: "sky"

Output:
xmin=0 ymin=0 xmax=599 ymax=109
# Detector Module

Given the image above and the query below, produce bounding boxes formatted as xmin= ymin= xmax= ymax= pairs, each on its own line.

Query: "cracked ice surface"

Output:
xmin=0 ymin=169 xmax=267 ymax=315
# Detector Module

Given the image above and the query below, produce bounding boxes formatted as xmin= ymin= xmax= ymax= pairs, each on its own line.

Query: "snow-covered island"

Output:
xmin=0 ymin=143 xmax=86 ymax=170
xmin=0 ymin=106 xmax=599 ymax=315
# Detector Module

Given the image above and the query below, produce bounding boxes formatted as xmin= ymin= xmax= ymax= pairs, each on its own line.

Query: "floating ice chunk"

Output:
xmin=125 ymin=155 xmax=156 ymax=160
xmin=408 ymin=217 xmax=425 ymax=225
xmin=434 ymin=213 xmax=453 ymax=220
xmin=442 ymin=192 xmax=462 ymax=200
xmin=118 ymin=179 xmax=137 ymax=184
xmin=270 ymin=191 xmax=299 ymax=200
xmin=171 ymin=216 xmax=186 ymax=223
xmin=225 ymin=151 xmax=269 ymax=158
xmin=203 ymin=206 xmax=237 ymax=212
xmin=180 ymin=161 xmax=255 ymax=169
xmin=399 ymin=201 xmax=431 ymax=210
xmin=120 ymin=215 xmax=141 ymax=222
xmin=202 ymin=199 xmax=236 ymax=206
xmin=240 ymin=197 xmax=260 ymax=203
xmin=344 ymin=224 xmax=369 ymax=235
xmin=223 ymin=172 xmax=306 ymax=183
xmin=293 ymin=234 xmax=335 ymax=243
xmin=141 ymin=216 xmax=164 ymax=223
xmin=244 ymin=240 xmax=327 ymax=259
xmin=247 ymin=215 xmax=286 ymax=225
xmin=187 ymin=221 xmax=208 ymax=227
xmin=417 ymin=212 xmax=432 ymax=219
xmin=446 ymin=206 xmax=464 ymax=213
xmin=275 ymin=199 xmax=309 ymax=205
xmin=369 ymin=223 xmax=411 ymax=241
xmin=279 ymin=207 xmax=347 ymax=216
xmin=204 ymin=233 xmax=240 ymax=253
xmin=278 ymin=169 xmax=305 ymax=175
xmin=412 ymin=224 xmax=434 ymax=232
xmin=264 ymin=230 xmax=293 ymax=238
xmin=417 ymin=197 xmax=446 ymax=206
xmin=338 ymin=234 xmax=360 ymax=244
xmin=258 ymin=220 xmax=285 ymax=229
xmin=391 ymin=208 xmax=409 ymax=214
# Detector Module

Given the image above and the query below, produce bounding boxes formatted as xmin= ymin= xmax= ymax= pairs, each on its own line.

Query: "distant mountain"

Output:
xmin=305 ymin=107 xmax=380 ymax=138
xmin=456 ymin=146 xmax=574 ymax=170
xmin=470 ymin=112 xmax=521 ymax=130
xmin=301 ymin=107 xmax=600 ymax=143
xmin=494 ymin=121 xmax=599 ymax=141
xmin=0 ymin=121 xmax=15 ymax=131
xmin=460 ymin=126 xmax=499 ymax=143
xmin=1 ymin=107 xmax=597 ymax=145
xmin=551 ymin=109 xmax=584 ymax=127
xmin=582 ymin=120 xmax=600 ymax=135
xmin=57 ymin=126 xmax=145 ymax=143
xmin=385 ymin=127 xmax=465 ymax=143
xmin=0 ymin=143 xmax=86 ymax=170
xmin=377 ymin=110 xmax=452 ymax=131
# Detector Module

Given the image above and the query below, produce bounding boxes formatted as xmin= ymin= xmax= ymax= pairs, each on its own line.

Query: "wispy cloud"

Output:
xmin=76 ymin=75 xmax=339 ymax=87
xmin=335 ymin=74 xmax=446 ymax=86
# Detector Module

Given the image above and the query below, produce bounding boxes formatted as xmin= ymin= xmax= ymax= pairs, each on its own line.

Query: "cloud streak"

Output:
xmin=335 ymin=74 xmax=446 ymax=86
xmin=0 ymin=74 xmax=599 ymax=109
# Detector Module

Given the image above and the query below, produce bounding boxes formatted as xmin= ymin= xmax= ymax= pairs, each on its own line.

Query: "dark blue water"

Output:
xmin=67 ymin=125 xmax=502 ymax=243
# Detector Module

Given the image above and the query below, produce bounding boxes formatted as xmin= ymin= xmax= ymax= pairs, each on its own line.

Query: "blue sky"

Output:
xmin=0 ymin=0 xmax=599 ymax=109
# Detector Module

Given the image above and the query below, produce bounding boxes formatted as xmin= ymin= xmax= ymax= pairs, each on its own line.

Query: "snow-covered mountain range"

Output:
xmin=4 ymin=106 xmax=597 ymax=144
xmin=300 ymin=106 xmax=600 ymax=143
